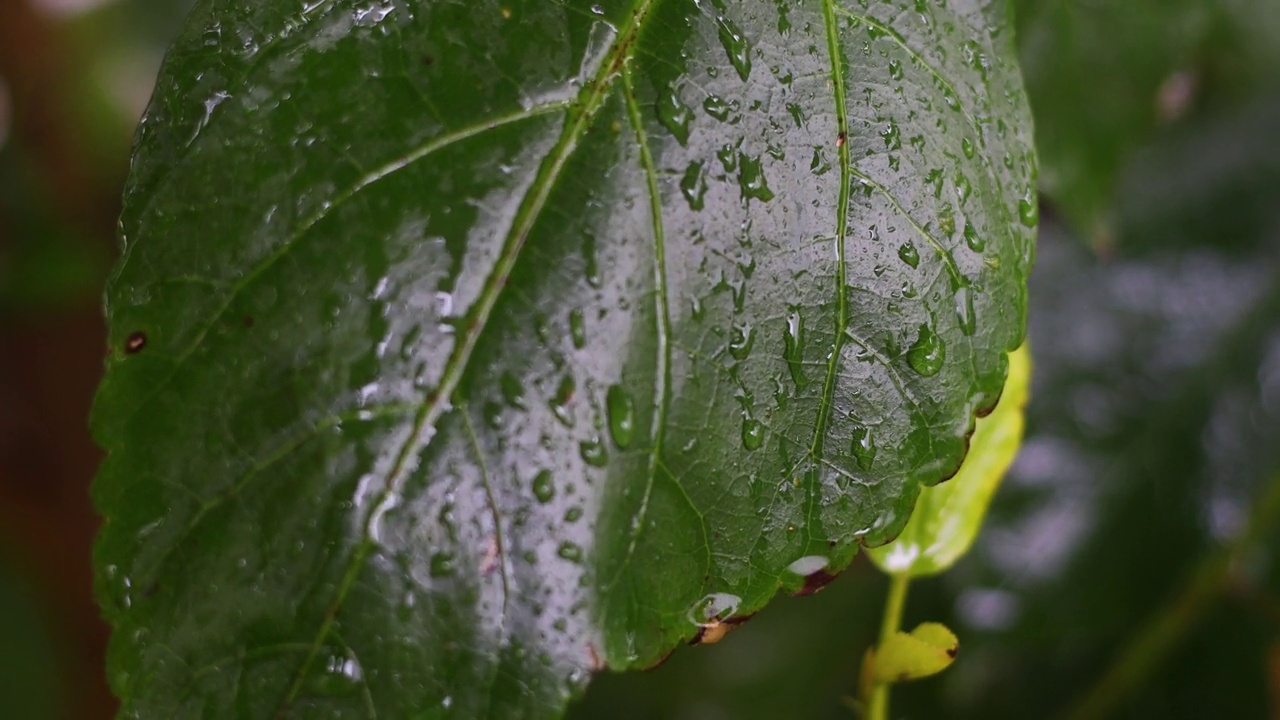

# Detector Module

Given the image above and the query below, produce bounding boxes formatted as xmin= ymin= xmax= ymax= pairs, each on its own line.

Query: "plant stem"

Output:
xmin=1065 ymin=473 xmax=1280 ymax=720
xmin=869 ymin=573 xmax=911 ymax=720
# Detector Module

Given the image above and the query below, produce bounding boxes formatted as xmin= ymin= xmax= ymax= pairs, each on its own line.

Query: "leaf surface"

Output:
xmin=92 ymin=0 xmax=1034 ymax=716
xmin=868 ymin=342 xmax=1029 ymax=577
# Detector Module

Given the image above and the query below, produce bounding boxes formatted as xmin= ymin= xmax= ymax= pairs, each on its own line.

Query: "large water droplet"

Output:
xmin=430 ymin=552 xmax=455 ymax=578
xmin=955 ymin=173 xmax=972 ymax=204
xmin=728 ymin=322 xmax=755 ymax=360
xmin=737 ymin=153 xmax=774 ymax=202
xmin=606 ymin=385 xmax=636 ymax=449
xmin=532 ymin=470 xmax=555 ymax=504
xmin=656 ymin=85 xmax=693 ymax=145
xmin=1018 ymin=191 xmax=1039 ymax=227
xmin=898 ymin=242 xmax=920 ymax=268
xmin=569 ymin=309 xmax=586 ymax=349
xmin=961 ymin=136 xmax=976 ymax=159
xmin=906 ymin=324 xmax=946 ymax=376
xmin=783 ymin=312 xmax=807 ymax=388
xmin=954 ymin=285 xmax=976 ymax=336
xmin=850 ymin=426 xmax=877 ymax=470
xmin=715 ymin=15 xmax=753 ymax=81
xmin=742 ymin=417 xmax=764 ymax=450
xmin=703 ymin=95 xmax=731 ymax=121
xmin=963 ymin=223 xmax=985 ymax=252
xmin=583 ymin=235 xmax=601 ymax=287
xmin=500 ymin=372 xmax=526 ymax=410
xmin=557 ymin=542 xmax=583 ymax=562
xmin=680 ymin=161 xmax=707 ymax=211
xmin=580 ymin=436 xmax=608 ymax=467
xmin=551 ymin=375 xmax=576 ymax=427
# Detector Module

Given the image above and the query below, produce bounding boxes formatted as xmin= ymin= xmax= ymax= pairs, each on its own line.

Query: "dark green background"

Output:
xmin=3 ymin=0 xmax=1279 ymax=717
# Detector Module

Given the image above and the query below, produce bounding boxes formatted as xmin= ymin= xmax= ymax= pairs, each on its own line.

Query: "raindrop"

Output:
xmin=680 ymin=161 xmax=708 ymax=211
xmin=430 ymin=552 xmax=455 ymax=578
xmin=606 ymin=385 xmax=636 ymax=449
xmin=954 ymin=285 xmax=976 ymax=336
xmin=737 ymin=153 xmax=774 ymax=202
xmin=783 ymin=312 xmax=807 ymax=388
xmin=742 ymin=417 xmax=764 ymax=450
xmin=583 ymin=235 xmax=602 ymax=287
xmin=499 ymin=372 xmax=526 ymax=410
xmin=703 ymin=95 xmax=731 ymax=121
xmin=955 ymin=173 xmax=971 ymax=204
xmin=787 ymin=555 xmax=829 ymax=576
xmin=961 ymin=136 xmax=975 ymax=159
xmin=557 ymin=542 xmax=583 ymax=562
xmin=715 ymin=15 xmax=753 ymax=81
xmin=308 ymin=652 xmax=363 ymax=697
xmin=906 ymin=323 xmax=946 ymax=376
xmin=656 ymin=84 xmax=694 ymax=145
xmin=550 ymin=375 xmax=576 ymax=427
xmin=580 ymin=436 xmax=608 ymax=467
xmin=786 ymin=102 xmax=805 ymax=128
xmin=963 ymin=223 xmax=985 ymax=252
xmin=532 ymin=470 xmax=555 ymax=504
xmin=564 ymin=506 xmax=583 ymax=523
xmin=1018 ymin=191 xmax=1039 ymax=227
xmin=689 ymin=592 xmax=742 ymax=625
xmin=569 ymin=309 xmax=586 ymax=349
xmin=850 ymin=426 xmax=877 ymax=470
xmin=881 ymin=119 xmax=901 ymax=150
xmin=888 ymin=58 xmax=903 ymax=80
xmin=728 ymin=322 xmax=755 ymax=360
xmin=898 ymin=242 xmax=920 ymax=268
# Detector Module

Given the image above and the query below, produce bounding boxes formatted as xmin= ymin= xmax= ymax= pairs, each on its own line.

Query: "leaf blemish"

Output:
xmin=124 ymin=331 xmax=147 ymax=354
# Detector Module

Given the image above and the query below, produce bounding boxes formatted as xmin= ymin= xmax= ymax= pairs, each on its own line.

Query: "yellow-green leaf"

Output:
xmin=868 ymin=345 xmax=1031 ymax=577
xmin=870 ymin=622 xmax=959 ymax=685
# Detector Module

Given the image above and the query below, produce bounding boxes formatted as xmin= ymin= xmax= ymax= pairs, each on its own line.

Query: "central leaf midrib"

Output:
xmin=276 ymin=1 xmax=661 ymax=710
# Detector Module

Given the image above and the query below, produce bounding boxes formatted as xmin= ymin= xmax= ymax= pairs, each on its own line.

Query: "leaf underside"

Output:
xmin=92 ymin=0 xmax=1034 ymax=717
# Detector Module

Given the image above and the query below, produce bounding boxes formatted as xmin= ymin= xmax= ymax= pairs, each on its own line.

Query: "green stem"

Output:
xmin=1064 ymin=473 xmax=1280 ymax=720
xmin=869 ymin=573 xmax=911 ymax=720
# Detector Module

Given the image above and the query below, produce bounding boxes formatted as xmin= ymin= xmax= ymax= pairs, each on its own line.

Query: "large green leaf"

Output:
xmin=91 ymin=0 xmax=1034 ymax=716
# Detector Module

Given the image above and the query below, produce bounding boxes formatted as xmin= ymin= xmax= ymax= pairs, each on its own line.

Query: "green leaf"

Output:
xmin=869 ymin=621 xmax=958 ymax=685
xmin=1016 ymin=0 xmax=1280 ymax=238
xmin=91 ymin=0 xmax=1034 ymax=716
xmin=867 ymin=342 xmax=1030 ymax=577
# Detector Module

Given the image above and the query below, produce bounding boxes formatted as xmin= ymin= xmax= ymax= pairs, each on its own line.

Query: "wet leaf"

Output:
xmin=91 ymin=0 xmax=1034 ymax=716
xmin=868 ymin=343 xmax=1030 ymax=577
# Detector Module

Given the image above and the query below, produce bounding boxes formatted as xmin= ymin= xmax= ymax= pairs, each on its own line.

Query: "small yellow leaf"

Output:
xmin=870 ymin=622 xmax=959 ymax=685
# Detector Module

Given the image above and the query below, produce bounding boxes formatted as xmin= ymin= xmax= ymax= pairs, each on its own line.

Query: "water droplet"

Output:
xmin=850 ymin=426 xmax=877 ymax=470
xmin=569 ymin=309 xmax=586 ymax=349
xmin=728 ymin=322 xmax=755 ymax=360
xmin=557 ymin=542 xmax=583 ymax=562
xmin=787 ymin=555 xmax=829 ymax=576
xmin=943 ymin=88 xmax=961 ymax=111
xmin=430 ymin=552 xmax=455 ymax=578
xmin=583 ymin=235 xmax=601 ymax=287
xmin=532 ymin=470 xmax=555 ymax=504
xmin=954 ymin=285 xmax=976 ymax=336
xmin=783 ymin=312 xmax=807 ymax=388
xmin=963 ymin=223 xmax=985 ymax=252
xmin=715 ymin=15 xmax=753 ymax=81
xmin=742 ymin=417 xmax=764 ymax=450
xmin=607 ymin=385 xmax=636 ymax=449
xmin=888 ymin=58 xmax=904 ymax=80
xmin=680 ymin=161 xmax=707 ymax=211
xmin=580 ymin=436 xmax=608 ymax=467
xmin=656 ymin=84 xmax=693 ymax=145
xmin=898 ymin=242 xmax=920 ymax=268
xmin=786 ymin=102 xmax=805 ymax=128
xmin=308 ymin=651 xmax=363 ymax=697
xmin=737 ymin=153 xmax=774 ymax=202
xmin=551 ymin=375 xmax=576 ymax=427
xmin=564 ymin=506 xmax=583 ymax=523
xmin=1018 ymin=191 xmax=1039 ymax=227
xmin=703 ymin=95 xmax=731 ymax=121
xmin=881 ymin=119 xmax=901 ymax=150
xmin=906 ymin=324 xmax=945 ymax=376
xmin=955 ymin=174 xmax=971 ymax=204
xmin=961 ymin=136 xmax=975 ymax=159
xmin=689 ymin=592 xmax=742 ymax=625
xmin=499 ymin=372 xmax=526 ymax=410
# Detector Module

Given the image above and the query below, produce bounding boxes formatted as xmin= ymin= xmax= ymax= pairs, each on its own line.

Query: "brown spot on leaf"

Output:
xmin=586 ymin=643 xmax=605 ymax=671
xmin=836 ymin=132 xmax=846 ymax=147
xmin=795 ymin=569 xmax=838 ymax=596
xmin=124 ymin=331 xmax=147 ymax=354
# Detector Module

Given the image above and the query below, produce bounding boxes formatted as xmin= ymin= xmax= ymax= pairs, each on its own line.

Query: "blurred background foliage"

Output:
xmin=2 ymin=0 xmax=1279 ymax=717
